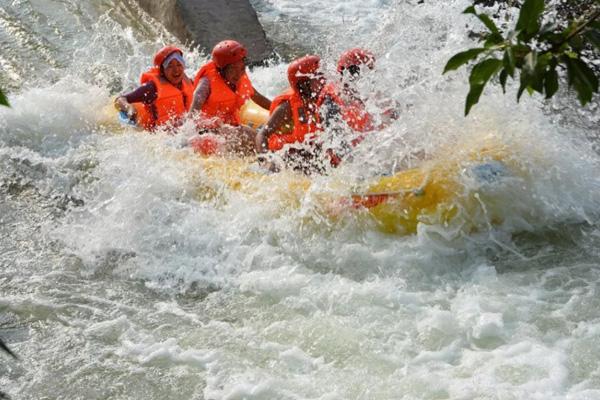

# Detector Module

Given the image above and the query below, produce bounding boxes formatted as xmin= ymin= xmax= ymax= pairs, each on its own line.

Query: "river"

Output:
xmin=1 ymin=0 xmax=600 ymax=399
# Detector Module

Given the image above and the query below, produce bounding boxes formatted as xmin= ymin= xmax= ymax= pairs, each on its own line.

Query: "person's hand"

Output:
xmin=257 ymin=153 xmax=280 ymax=173
xmin=114 ymin=97 xmax=137 ymax=119
xmin=113 ymin=96 xmax=126 ymax=111
xmin=382 ymin=107 xmax=400 ymax=121
xmin=191 ymin=112 xmax=220 ymax=132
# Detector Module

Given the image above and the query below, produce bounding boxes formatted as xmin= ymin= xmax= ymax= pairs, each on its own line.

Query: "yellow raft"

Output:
xmin=240 ymin=100 xmax=270 ymax=129
xmin=102 ymin=98 xmax=521 ymax=235
xmin=347 ymin=140 xmax=516 ymax=233
xmin=191 ymin=137 xmax=520 ymax=235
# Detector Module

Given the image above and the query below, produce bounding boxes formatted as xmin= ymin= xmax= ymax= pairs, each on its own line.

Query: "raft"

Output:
xmin=192 ymin=137 xmax=520 ymax=235
xmin=239 ymin=99 xmax=269 ymax=129
xmin=343 ymin=143 xmax=514 ymax=233
xmin=109 ymin=100 xmax=520 ymax=235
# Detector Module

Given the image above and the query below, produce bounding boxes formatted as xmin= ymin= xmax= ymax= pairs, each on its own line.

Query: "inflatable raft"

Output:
xmin=109 ymin=100 xmax=520 ymax=235
xmin=344 ymin=142 xmax=515 ymax=233
xmin=192 ymin=137 xmax=520 ymax=235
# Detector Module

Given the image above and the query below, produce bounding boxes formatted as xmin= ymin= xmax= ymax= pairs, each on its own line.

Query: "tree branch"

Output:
xmin=551 ymin=7 xmax=600 ymax=52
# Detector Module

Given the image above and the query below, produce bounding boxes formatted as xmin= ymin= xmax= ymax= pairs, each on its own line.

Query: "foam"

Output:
xmin=2 ymin=0 xmax=600 ymax=399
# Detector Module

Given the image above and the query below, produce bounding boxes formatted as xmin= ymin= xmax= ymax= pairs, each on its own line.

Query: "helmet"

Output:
xmin=211 ymin=40 xmax=247 ymax=68
xmin=337 ymin=48 xmax=375 ymax=73
xmin=287 ymin=55 xmax=321 ymax=89
xmin=154 ymin=46 xmax=183 ymax=67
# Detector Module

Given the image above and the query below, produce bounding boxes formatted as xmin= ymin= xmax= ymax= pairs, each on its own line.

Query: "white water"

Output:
xmin=1 ymin=0 xmax=600 ymax=399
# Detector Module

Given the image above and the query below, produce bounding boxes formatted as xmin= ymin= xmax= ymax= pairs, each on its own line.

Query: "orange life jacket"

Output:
xmin=133 ymin=67 xmax=194 ymax=130
xmin=193 ymin=61 xmax=254 ymax=126
xmin=317 ymin=83 xmax=374 ymax=133
xmin=267 ymin=88 xmax=320 ymax=151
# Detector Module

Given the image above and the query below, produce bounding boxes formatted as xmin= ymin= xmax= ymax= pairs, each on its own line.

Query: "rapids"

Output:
xmin=1 ymin=0 xmax=600 ymax=399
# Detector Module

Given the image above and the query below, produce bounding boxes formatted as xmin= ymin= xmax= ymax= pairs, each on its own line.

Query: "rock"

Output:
xmin=135 ymin=0 xmax=272 ymax=64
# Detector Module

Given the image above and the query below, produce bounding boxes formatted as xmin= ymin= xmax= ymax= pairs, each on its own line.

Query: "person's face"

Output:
xmin=297 ymin=73 xmax=324 ymax=100
xmin=222 ymin=60 xmax=246 ymax=85
xmin=164 ymin=59 xmax=185 ymax=85
xmin=310 ymin=73 xmax=325 ymax=94
xmin=345 ymin=65 xmax=362 ymax=81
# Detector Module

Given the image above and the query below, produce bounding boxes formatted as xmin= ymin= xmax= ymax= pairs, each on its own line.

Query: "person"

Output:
xmin=189 ymin=40 xmax=271 ymax=156
xmin=254 ymin=55 xmax=327 ymax=173
xmin=320 ymin=48 xmax=376 ymax=130
xmin=317 ymin=48 xmax=400 ymax=165
xmin=114 ymin=46 xmax=194 ymax=131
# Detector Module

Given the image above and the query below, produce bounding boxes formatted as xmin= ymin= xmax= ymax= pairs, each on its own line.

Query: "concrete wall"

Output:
xmin=135 ymin=0 xmax=272 ymax=64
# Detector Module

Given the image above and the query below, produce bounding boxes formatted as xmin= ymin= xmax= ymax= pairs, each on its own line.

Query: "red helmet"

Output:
xmin=211 ymin=40 xmax=247 ymax=68
xmin=153 ymin=46 xmax=183 ymax=67
xmin=337 ymin=48 xmax=375 ymax=73
xmin=287 ymin=55 xmax=321 ymax=88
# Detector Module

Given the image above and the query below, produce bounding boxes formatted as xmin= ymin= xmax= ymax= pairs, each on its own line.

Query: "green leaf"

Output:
xmin=536 ymin=52 xmax=553 ymax=71
xmin=569 ymin=35 xmax=585 ymax=51
xmin=513 ymin=44 xmax=532 ymax=58
xmin=477 ymin=13 xmax=501 ymax=35
xmin=544 ymin=68 xmax=559 ymax=99
xmin=585 ymin=29 xmax=600 ymax=50
xmin=519 ymin=51 xmax=553 ymax=97
xmin=464 ymin=58 xmax=503 ymax=116
xmin=513 ymin=44 xmax=532 ymax=68
xmin=463 ymin=6 xmax=476 ymax=15
xmin=539 ymin=30 xmax=563 ymax=46
xmin=469 ymin=58 xmax=503 ymax=85
xmin=484 ymin=33 xmax=504 ymax=48
xmin=517 ymin=73 xmax=531 ymax=102
xmin=465 ymin=84 xmax=485 ymax=116
xmin=499 ymin=69 xmax=509 ymax=93
xmin=463 ymin=5 xmax=500 ymax=36
xmin=443 ymin=48 xmax=486 ymax=74
xmin=503 ymin=48 xmax=516 ymax=76
xmin=0 ymin=88 xmax=9 ymax=107
xmin=564 ymin=57 xmax=599 ymax=105
xmin=523 ymin=51 xmax=538 ymax=73
xmin=531 ymin=70 xmax=544 ymax=94
xmin=564 ymin=50 xmax=578 ymax=59
xmin=516 ymin=0 xmax=545 ymax=36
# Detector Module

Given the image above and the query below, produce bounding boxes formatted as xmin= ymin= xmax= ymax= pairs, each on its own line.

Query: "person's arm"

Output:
xmin=319 ymin=95 xmax=343 ymax=128
xmin=255 ymin=101 xmax=292 ymax=153
xmin=319 ymin=95 xmax=354 ymax=165
xmin=251 ymin=90 xmax=272 ymax=110
xmin=114 ymin=96 xmax=137 ymax=118
xmin=375 ymin=96 xmax=400 ymax=125
xmin=114 ymin=82 xmax=157 ymax=119
xmin=189 ymin=77 xmax=210 ymax=115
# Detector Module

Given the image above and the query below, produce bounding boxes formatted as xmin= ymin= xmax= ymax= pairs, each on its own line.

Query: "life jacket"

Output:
xmin=193 ymin=61 xmax=254 ymax=126
xmin=133 ymin=67 xmax=194 ymax=130
xmin=267 ymin=88 xmax=320 ymax=151
xmin=317 ymin=83 xmax=374 ymax=134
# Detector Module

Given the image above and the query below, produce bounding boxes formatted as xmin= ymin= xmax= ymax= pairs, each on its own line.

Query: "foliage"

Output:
xmin=0 ymin=88 xmax=9 ymax=107
xmin=444 ymin=0 xmax=600 ymax=115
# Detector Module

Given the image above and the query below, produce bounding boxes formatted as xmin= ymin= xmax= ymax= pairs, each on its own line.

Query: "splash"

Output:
xmin=2 ymin=1 xmax=600 ymax=399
